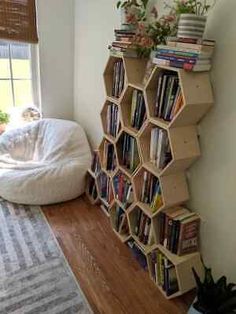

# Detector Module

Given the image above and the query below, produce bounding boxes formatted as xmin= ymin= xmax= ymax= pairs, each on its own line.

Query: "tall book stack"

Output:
xmin=153 ymin=37 xmax=215 ymax=72
xmin=86 ymin=51 xmax=214 ymax=299
xmin=109 ymin=29 xmax=137 ymax=58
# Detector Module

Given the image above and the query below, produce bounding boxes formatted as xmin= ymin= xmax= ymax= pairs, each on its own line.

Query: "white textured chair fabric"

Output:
xmin=0 ymin=119 xmax=92 ymax=205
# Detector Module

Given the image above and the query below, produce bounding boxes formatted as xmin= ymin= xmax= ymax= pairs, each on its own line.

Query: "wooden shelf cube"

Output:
xmin=110 ymin=202 xmax=130 ymax=243
xmin=133 ymin=166 xmax=189 ymax=215
xmin=147 ymin=244 xmax=203 ymax=299
xmin=120 ymin=85 xmax=147 ymax=135
xmin=100 ymin=100 xmax=121 ymax=141
xmin=139 ymin=121 xmax=200 ymax=176
xmin=144 ymin=65 xmax=213 ymax=128
xmin=116 ymin=130 xmax=141 ymax=176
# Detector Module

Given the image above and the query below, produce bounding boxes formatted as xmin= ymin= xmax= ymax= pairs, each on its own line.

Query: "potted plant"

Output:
xmin=116 ymin=0 xmax=149 ymax=30
xmin=189 ymin=266 xmax=236 ymax=314
xmin=0 ymin=110 xmax=9 ymax=133
xmin=167 ymin=0 xmax=213 ymax=39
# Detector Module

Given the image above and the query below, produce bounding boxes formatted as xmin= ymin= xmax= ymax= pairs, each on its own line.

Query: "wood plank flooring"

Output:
xmin=43 ymin=196 xmax=194 ymax=314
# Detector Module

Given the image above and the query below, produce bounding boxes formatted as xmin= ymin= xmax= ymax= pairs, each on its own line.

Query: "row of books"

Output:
xmin=91 ymin=151 xmax=101 ymax=175
xmin=150 ymin=127 xmax=172 ymax=170
xmin=87 ymin=177 xmax=98 ymax=200
xmin=154 ymin=70 xmax=183 ymax=122
xmin=133 ymin=209 xmax=155 ymax=246
xmin=149 ymin=249 xmax=179 ymax=296
xmin=141 ymin=171 xmax=163 ymax=213
xmin=106 ymin=102 xmax=120 ymax=138
xmin=126 ymin=238 xmax=148 ymax=270
xmin=109 ymin=29 xmax=138 ymax=58
xmin=103 ymin=140 xmax=116 ymax=172
xmin=120 ymin=133 xmax=139 ymax=172
xmin=113 ymin=171 xmax=133 ymax=209
xmin=153 ymin=37 xmax=215 ymax=72
xmin=130 ymin=90 xmax=146 ymax=130
xmin=159 ymin=207 xmax=200 ymax=256
xmin=114 ymin=205 xmax=129 ymax=236
xmin=98 ymin=172 xmax=113 ymax=205
xmin=112 ymin=59 xmax=125 ymax=98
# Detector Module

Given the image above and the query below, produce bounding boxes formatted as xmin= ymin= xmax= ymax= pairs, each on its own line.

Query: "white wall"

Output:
xmin=37 ymin=0 xmax=74 ymax=120
xmin=74 ymin=0 xmax=120 ymax=148
xmin=74 ymin=0 xmax=236 ymax=281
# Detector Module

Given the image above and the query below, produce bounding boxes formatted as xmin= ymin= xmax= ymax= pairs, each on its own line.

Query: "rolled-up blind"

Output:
xmin=0 ymin=0 xmax=38 ymax=43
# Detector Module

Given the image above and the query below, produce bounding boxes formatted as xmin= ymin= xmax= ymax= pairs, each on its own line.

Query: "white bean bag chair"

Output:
xmin=0 ymin=118 xmax=92 ymax=205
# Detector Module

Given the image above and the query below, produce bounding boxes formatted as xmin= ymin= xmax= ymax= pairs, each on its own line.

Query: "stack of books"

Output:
xmin=133 ymin=208 xmax=155 ymax=246
xmin=109 ymin=29 xmax=137 ymax=58
xmin=159 ymin=207 xmax=200 ymax=256
xmin=91 ymin=151 xmax=101 ymax=175
xmin=126 ymin=239 xmax=148 ymax=270
xmin=130 ymin=90 xmax=146 ymax=130
xmin=121 ymin=133 xmax=139 ymax=172
xmin=150 ymin=127 xmax=172 ymax=170
xmin=141 ymin=171 xmax=163 ymax=213
xmin=98 ymin=172 xmax=113 ymax=205
xmin=113 ymin=171 xmax=133 ymax=208
xmin=114 ymin=205 xmax=129 ymax=236
xmin=106 ymin=103 xmax=120 ymax=137
xmin=103 ymin=140 xmax=116 ymax=172
xmin=87 ymin=177 xmax=97 ymax=200
xmin=153 ymin=37 xmax=215 ymax=72
xmin=153 ymin=70 xmax=183 ymax=122
xmin=112 ymin=59 xmax=125 ymax=98
xmin=149 ymin=249 xmax=179 ymax=296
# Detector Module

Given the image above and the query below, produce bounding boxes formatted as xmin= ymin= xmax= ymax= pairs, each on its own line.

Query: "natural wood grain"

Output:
xmin=43 ymin=195 xmax=194 ymax=314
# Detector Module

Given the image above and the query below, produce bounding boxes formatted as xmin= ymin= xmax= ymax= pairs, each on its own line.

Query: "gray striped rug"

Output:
xmin=0 ymin=200 xmax=92 ymax=314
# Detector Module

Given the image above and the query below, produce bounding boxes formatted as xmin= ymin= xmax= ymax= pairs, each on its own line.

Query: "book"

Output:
xmin=121 ymin=133 xmax=139 ymax=172
xmin=91 ymin=151 xmax=101 ymax=175
xmin=112 ymin=59 xmax=125 ymax=97
xmin=113 ymin=171 xmax=133 ymax=209
xmin=153 ymin=57 xmax=211 ymax=72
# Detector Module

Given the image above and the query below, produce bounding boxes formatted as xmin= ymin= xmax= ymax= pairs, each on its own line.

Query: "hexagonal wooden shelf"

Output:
xmin=119 ymin=85 xmax=147 ymax=135
xmin=116 ymin=130 xmax=141 ymax=176
xmin=110 ymin=201 xmax=130 ymax=243
xmin=133 ymin=166 xmax=189 ymax=216
xmin=112 ymin=168 xmax=134 ymax=210
xmin=100 ymin=100 xmax=121 ymax=141
xmin=139 ymin=121 xmax=200 ymax=176
xmin=99 ymin=137 xmax=117 ymax=176
xmin=127 ymin=203 xmax=158 ymax=253
xmin=145 ymin=65 xmax=213 ymax=128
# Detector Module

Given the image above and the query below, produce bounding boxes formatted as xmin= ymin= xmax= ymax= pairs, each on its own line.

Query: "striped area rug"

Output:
xmin=0 ymin=200 xmax=92 ymax=314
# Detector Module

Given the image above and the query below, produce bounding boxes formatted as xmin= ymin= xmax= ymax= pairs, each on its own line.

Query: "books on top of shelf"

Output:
xmin=98 ymin=172 xmax=113 ymax=205
xmin=103 ymin=140 xmax=116 ymax=172
xmin=150 ymin=127 xmax=172 ymax=170
xmin=121 ymin=133 xmax=139 ymax=172
xmin=112 ymin=59 xmax=125 ymax=98
xmin=106 ymin=103 xmax=120 ymax=137
xmin=114 ymin=204 xmax=129 ymax=236
xmin=153 ymin=70 xmax=183 ymax=122
xmin=113 ymin=171 xmax=134 ymax=209
xmin=133 ymin=208 xmax=155 ymax=246
xmin=130 ymin=90 xmax=146 ymax=130
xmin=153 ymin=38 xmax=215 ymax=72
xmin=159 ymin=207 xmax=200 ymax=256
xmin=91 ymin=151 xmax=101 ymax=175
xmin=126 ymin=238 xmax=148 ymax=271
xmin=141 ymin=171 xmax=163 ymax=213
xmin=149 ymin=249 xmax=179 ymax=296
xmin=109 ymin=28 xmax=138 ymax=58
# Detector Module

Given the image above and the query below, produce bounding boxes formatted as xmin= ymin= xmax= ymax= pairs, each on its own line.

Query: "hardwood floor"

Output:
xmin=43 ymin=196 xmax=194 ymax=314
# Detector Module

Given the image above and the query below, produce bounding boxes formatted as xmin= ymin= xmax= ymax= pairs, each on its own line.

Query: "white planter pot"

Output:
xmin=177 ymin=14 xmax=207 ymax=39
xmin=188 ymin=304 xmax=201 ymax=314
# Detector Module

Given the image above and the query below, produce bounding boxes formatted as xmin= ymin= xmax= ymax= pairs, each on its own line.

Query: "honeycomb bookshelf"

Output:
xmin=86 ymin=54 xmax=214 ymax=299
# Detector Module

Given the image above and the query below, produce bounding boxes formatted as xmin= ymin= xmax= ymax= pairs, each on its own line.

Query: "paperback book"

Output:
xmin=106 ymin=102 xmax=120 ymax=138
xmin=133 ymin=208 xmax=155 ymax=246
xmin=130 ymin=89 xmax=146 ymax=130
xmin=112 ymin=59 xmax=125 ymax=98
xmin=113 ymin=171 xmax=134 ymax=209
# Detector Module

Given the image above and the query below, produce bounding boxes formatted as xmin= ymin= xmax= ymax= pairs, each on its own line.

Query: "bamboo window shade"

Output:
xmin=0 ymin=0 xmax=38 ymax=43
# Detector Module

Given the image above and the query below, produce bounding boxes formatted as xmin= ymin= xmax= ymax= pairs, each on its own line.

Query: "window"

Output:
xmin=0 ymin=41 xmax=40 ymax=113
